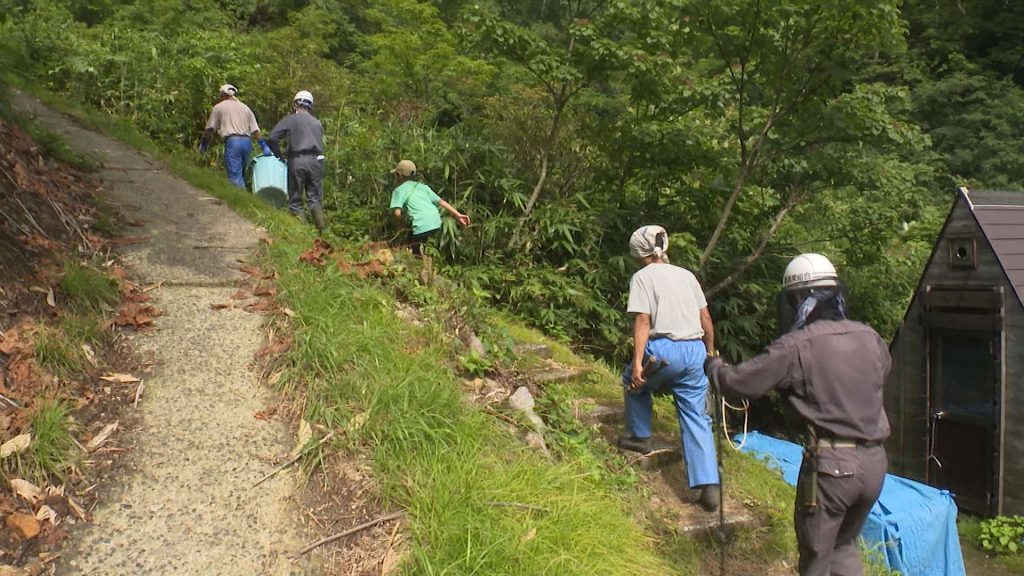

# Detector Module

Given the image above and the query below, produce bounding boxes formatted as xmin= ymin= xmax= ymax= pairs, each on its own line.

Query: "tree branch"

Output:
xmin=706 ymin=185 xmax=804 ymax=297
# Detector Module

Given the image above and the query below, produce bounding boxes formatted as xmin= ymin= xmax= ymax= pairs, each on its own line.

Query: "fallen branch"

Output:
xmin=379 ymin=518 xmax=402 ymax=575
xmin=250 ymin=431 xmax=336 ymax=488
xmin=133 ymin=380 xmax=145 ymax=408
xmin=624 ymin=448 xmax=675 ymax=468
xmin=293 ymin=511 xmax=406 ymax=557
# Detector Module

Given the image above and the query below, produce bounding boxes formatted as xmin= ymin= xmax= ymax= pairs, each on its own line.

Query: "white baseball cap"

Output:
xmin=219 ymin=84 xmax=238 ymax=96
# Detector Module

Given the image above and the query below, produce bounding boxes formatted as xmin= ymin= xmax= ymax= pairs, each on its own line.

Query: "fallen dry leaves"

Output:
xmin=299 ymin=238 xmax=333 ymax=267
xmin=253 ymin=407 xmax=277 ymax=421
xmin=112 ymin=302 xmax=161 ymax=328
xmin=84 ymin=421 xmax=119 ymax=452
xmin=336 ymin=248 xmax=396 ymax=279
xmin=256 ymin=337 xmax=291 ymax=359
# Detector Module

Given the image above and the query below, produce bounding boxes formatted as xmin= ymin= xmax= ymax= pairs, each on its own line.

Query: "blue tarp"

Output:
xmin=737 ymin=431 xmax=967 ymax=576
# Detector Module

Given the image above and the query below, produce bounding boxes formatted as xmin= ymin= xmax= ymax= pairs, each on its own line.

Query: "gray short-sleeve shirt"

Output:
xmin=627 ymin=263 xmax=708 ymax=340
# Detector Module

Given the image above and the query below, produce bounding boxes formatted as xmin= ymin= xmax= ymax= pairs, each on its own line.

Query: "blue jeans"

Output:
xmin=622 ymin=338 xmax=719 ymax=487
xmin=224 ymin=136 xmax=252 ymax=188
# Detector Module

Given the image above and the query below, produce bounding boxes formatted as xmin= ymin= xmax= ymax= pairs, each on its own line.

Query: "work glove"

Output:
xmin=704 ymin=354 xmax=724 ymax=394
xmin=258 ymin=138 xmax=272 ymax=157
xmin=198 ymin=139 xmax=209 ymax=154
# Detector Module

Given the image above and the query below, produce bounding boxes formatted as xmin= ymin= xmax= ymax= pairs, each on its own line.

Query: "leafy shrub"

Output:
xmin=980 ymin=515 xmax=1024 ymax=555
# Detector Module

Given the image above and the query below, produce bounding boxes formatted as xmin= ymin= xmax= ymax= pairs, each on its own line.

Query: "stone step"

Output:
xmin=577 ymin=403 xmax=624 ymax=425
xmin=526 ymin=364 xmax=585 ymax=385
xmin=673 ymin=506 xmax=759 ymax=537
xmin=513 ymin=342 xmax=552 ymax=359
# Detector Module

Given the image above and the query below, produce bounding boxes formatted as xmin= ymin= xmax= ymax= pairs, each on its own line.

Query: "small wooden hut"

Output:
xmin=887 ymin=187 xmax=1024 ymax=515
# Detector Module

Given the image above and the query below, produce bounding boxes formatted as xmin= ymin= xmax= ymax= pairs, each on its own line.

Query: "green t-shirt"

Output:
xmin=390 ymin=181 xmax=442 ymax=235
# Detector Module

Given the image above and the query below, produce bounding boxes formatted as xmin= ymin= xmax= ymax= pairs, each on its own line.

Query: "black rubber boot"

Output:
xmin=617 ymin=436 xmax=653 ymax=454
xmin=310 ymin=206 xmax=326 ymax=232
xmin=698 ymin=484 xmax=721 ymax=512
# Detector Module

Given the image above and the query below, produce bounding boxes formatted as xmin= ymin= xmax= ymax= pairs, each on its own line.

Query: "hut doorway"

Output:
xmin=927 ymin=328 xmax=1000 ymax=514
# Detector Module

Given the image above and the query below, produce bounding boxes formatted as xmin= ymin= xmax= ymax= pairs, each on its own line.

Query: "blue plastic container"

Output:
xmin=250 ymin=154 xmax=288 ymax=208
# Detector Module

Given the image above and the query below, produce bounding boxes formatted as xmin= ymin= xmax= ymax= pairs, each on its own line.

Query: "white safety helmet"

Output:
xmin=293 ymin=90 xmax=314 ymax=109
xmin=782 ymin=253 xmax=838 ymax=291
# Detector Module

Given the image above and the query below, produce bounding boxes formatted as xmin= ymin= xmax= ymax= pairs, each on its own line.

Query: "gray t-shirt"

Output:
xmin=627 ymin=263 xmax=708 ymax=340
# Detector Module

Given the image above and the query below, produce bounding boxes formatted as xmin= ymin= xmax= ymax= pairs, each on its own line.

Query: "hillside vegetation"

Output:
xmin=7 ymin=0 xmax=1024 ymax=363
xmin=4 ymin=2 xmax=1024 ymax=572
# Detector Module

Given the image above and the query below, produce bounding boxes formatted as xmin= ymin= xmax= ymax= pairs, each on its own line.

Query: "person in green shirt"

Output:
xmin=389 ymin=159 xmax=471 ymax=255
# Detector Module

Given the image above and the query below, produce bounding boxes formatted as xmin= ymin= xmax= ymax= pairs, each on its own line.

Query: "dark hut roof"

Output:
xmin=966 ymin=189 xmax=1024 ymax=306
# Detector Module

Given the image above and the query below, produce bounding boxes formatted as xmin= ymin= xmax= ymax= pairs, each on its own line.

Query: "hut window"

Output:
xmin=949 ymin=237 xmax=976 ymax=269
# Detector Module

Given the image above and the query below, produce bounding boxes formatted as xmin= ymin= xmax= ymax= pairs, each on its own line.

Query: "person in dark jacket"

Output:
xmin=705 ymin=253 xmax=891 ymax=576
xmin=267 ymin=90 xmax=326 ymax=231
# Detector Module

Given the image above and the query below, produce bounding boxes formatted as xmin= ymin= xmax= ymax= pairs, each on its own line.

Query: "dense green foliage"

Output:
xmin=3 ymin=1 xmax=1023 ymax=361
xmin=979 ymin=515 xmax=1024 ymax=555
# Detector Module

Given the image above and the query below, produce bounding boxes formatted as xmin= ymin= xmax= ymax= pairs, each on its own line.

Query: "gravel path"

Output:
xmin=12 ymin=92 xmax=308 ymax=575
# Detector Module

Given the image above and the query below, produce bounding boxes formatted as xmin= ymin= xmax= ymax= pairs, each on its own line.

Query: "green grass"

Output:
xmin=265 ymin=234 xmax=679 ymax=575
xmin=27 ymin=400 xmax=76 ymax=480
xmin=33 ymin=324 xmax=90 ymax=379
xmin=59 ymin=312 xmax=110 ymax=348
xmin=60 ymin=259 xmax=119 ymax=312
xmin=2 ymin=400 xmax=78 ymax=482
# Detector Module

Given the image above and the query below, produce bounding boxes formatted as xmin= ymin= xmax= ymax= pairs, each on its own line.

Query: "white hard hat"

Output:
xmin=293 ymin=90 xmax=314 ymax=108
xmin=782 ymin=253 xmax=838 ymax=291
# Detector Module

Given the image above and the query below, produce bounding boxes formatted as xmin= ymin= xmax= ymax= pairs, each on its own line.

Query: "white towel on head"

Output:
xmin=629 ymin=225 xmax=669 ymax=260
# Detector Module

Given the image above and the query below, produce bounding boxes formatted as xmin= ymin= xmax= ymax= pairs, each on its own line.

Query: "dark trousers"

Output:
xmin=408 ymin=228 xmax=438 ymax=256
xmin=795 ymin=444 xmax=887 ymax=576
xmin=287 ymin=154 xmax=324 ymax=215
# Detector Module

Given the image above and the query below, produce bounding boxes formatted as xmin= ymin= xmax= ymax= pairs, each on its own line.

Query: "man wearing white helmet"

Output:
xmin=618 ymin=225 xmax=721 ymax=512
xmin=705 ymin=253 xmax=891 ymax=576
xmin=199 ymin=84 xmax=272 ymax=188
xmin=267 ymin=90 xmax=327 ymax=231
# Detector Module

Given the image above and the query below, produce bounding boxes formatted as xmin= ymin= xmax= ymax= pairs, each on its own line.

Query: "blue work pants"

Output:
xmin=622 ymin=338 xmax=719 ymax=488
xmin=224 ymin=136 xmax=252 ymax=188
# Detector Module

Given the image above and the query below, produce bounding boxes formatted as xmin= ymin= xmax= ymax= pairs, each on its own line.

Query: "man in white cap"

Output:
xmin=619 ymin=225 xmax=721 ymax=511
xmin=389 ymin=159 xmax=470 ymax=255
xmin=199 ymin=84 xmax=271 ymax=188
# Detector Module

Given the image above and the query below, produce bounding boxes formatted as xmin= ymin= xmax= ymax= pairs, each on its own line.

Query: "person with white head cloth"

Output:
xmin=619 ymin=225 xmax=721 ymax=511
